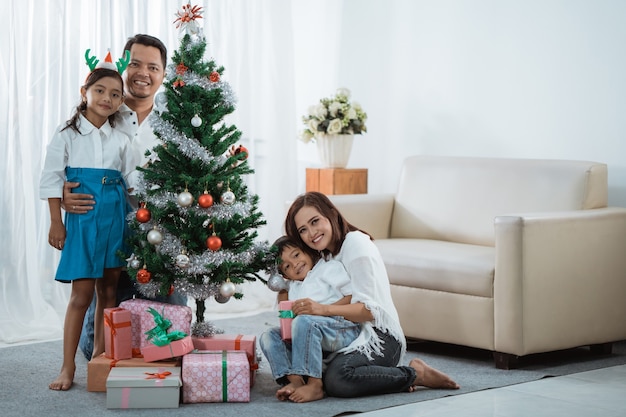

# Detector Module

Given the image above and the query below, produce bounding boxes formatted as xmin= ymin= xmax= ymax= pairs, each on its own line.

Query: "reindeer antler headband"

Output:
xmin=84 ymin=49 xmax=130 ymax=74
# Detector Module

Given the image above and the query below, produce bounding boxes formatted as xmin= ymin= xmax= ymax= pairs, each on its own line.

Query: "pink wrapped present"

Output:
xmin=141 ymin=335 xmax=194 ymax=363
xmin=118 ymin=299 xmax=192 ymax=351
xmin=182 ymin=351 xmax=250 ymax=403
xmin=106 ymin=366 xmax=182 ymax=409
xmin=104 ymin=307 xmax=132 ymax=360
xmin=278 ymin=300 xmax=295 ymax=341
xmin=192 ymin=334 xmax=258 ymax=386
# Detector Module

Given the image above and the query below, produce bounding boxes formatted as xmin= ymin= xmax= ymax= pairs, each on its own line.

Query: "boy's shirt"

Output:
xmin=287 ymin=258 xmax=351 ymax=304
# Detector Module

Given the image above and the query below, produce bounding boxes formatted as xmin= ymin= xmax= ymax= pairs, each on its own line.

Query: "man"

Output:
xmin=62 ymin=34 xmax=186 ymax=360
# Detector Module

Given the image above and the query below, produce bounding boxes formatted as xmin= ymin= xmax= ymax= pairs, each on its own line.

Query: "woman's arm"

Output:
xmin=292 ymin=298 xmax=373 ymax=323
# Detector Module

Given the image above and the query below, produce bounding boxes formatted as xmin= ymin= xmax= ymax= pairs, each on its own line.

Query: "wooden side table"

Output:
xmin=306 ymin=168 xmax=368 ymax=195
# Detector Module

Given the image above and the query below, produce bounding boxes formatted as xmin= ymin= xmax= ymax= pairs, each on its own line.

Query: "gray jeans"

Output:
xmin=323 ymin=328 xmax=416 ymax=397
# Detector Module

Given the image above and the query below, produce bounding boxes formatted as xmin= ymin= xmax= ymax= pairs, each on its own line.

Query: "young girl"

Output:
xmin=260 ymin=236 xmax=360 ymax=403
xmin=40 ymin=58 xmax=135 ymax=391
xmin=284 ymin=192 xmax=460 ymax=399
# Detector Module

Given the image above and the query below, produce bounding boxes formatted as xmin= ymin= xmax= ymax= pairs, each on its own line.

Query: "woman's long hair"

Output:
xmin=62 ymin=68 xmax=123 ymax=134
xmin=284 ymin=191 xmax=370 ymax=258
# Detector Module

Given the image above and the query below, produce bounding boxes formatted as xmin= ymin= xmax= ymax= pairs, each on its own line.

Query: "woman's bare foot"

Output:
xmin=409 ymin=358 xmax=460 ymax=390
xmin=49 ymin=366 xmax=75 ymax=391
xmin=289 ymin=379 xmax=324 ymax=403
xmin=276 ymin=376 xmax=305 ymax=401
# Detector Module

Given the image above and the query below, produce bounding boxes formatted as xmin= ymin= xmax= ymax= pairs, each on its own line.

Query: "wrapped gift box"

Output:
xmin=182 ymin=351 xmax=250 ymax=403
xmin=88 ymin=353 xmax=180 ymax=392
xmin=141 ymin=335 xmax=194 ymax=363
xmin=106 ymin=366 xmax=182 ymax=409
xmin=104 ymin=307 xmax=132 ymax=360
xmin=118 ymin=299 xmax=192 ymax=351
xmin=192 ymin=334 xmax=258 ymax=386
xmin=279 ymin=300 xmax=295 ymax=341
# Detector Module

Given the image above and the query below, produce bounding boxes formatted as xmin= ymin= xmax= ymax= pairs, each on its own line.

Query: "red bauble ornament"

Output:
xmin=198 ymin=193 xmax=214 ymax=208
xmin=168 ymin=285 xmax=175 ymax=296
xmin=206 ymin=234 xmax=222 ymax=251
xmin=136 ymin=207 xmax=151 ymax=223
xmin=234 ymin=145 xmax=248 ymax=159
xmin=137 ymin=267 xmax=152 ymax=283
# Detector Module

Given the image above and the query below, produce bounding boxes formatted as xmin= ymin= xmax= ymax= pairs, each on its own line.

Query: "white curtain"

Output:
xmin=1 ymin=0 xmax=342 ymax=345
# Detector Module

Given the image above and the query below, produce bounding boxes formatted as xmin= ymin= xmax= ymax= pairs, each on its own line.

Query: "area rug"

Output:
xmin=2 ymin=311 xmax=625 ymax=417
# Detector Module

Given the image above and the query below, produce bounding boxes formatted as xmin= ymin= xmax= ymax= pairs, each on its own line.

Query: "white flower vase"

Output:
xmin=315 ymin=134 xmax=354 ymax=169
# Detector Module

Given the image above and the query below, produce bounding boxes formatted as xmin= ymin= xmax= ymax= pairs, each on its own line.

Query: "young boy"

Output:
xmin=260 ymin=236 xmax=361 ymax=403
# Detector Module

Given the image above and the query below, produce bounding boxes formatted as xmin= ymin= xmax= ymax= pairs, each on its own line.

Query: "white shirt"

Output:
xmin=334 ymin=231 xmax=406 ymax=360
xmin=287 ymin=258 xmax=352 ymax=304
xmin=115 ymin=103 xmax=161 ymax=191
xmin=39 ymin=115 xmax=135 ymax=199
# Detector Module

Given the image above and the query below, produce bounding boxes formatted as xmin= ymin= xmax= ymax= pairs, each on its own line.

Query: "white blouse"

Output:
xmin=39 ymin=115 xmax=135 ymax=200
xmin=335 ymin=231 xmax=407 ymax=360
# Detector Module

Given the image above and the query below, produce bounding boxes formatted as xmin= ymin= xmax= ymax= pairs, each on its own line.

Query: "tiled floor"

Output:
xmin=360 ymin=364 xmax=626 ymax=417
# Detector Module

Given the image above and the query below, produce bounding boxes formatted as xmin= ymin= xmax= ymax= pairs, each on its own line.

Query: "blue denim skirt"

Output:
xmin=55 ymin=167 xmax=130 ymax=282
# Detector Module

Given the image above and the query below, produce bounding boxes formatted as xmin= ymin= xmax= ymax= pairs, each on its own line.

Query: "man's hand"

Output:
xmin=62 ymin=182 xmax=95 ymax=214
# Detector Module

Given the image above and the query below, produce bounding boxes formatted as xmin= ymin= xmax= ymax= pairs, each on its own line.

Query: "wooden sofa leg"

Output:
xmin=590 ymin=342 xmax=613 ymax=355
xmin=493 ymin=352 xmax=519 ymax=369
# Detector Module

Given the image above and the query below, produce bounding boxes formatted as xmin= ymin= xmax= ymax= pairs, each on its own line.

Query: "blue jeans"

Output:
xmin=78 ymin=270 xmax=187 ymax=360
xmin=323 ymin=328 xmax=416 ymax=397
xmin=259 ymin=314 xmax=360 ymax=383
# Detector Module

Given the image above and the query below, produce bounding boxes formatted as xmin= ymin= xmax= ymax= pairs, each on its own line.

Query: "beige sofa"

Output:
xmin=329 ymin=155 xmax=626 ymax=368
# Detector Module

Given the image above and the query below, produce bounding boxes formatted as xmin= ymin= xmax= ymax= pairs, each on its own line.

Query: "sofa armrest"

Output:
xmin=494 ymin=206 xmax=626 ymax=355
xmin=328 ymin=193 xmax=395 ymax=239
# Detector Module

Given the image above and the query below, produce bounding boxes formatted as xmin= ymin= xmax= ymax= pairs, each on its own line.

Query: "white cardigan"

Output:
xmin=335 ymin=231 xmax=406 ymax=361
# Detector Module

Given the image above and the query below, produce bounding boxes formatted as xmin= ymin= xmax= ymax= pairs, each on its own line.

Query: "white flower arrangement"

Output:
xmin=299 ymin=88 xmax=367 ymax=144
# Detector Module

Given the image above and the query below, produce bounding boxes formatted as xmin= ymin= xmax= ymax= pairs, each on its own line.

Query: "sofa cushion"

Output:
xmin=375 ymin=239 xmax=495 ymax=298
xmin=390 ymin=155 xmax=608 ymax=246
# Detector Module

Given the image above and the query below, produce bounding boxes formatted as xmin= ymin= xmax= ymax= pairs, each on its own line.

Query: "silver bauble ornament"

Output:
xmin=191 ymin=114 xmax=203 ymax=127
xmin=147 ymin=228 xmax=163 ymax=245
xmin=220 ymin=190 xmax=236 ymax=205
xmin=214 ymin=293 xmax=230 ymax=304
xmin=177 ymin=190 xmax=194 ymax=207
xmin=154 ymin=92 xmax=168 ymax=113
xmin=220 ymin=281 xmax=236 ymax=297
xmin=267 ymin=274 xmax=289 ymax=292
xmin=130 ymin=259 xmax=142 ymax=269
xmin=176 ymin=253 xmax=190 ymax=268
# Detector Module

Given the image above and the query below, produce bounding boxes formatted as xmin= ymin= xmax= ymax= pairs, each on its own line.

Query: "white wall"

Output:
xmin=295 ymin=0 xmax=626 ymax=206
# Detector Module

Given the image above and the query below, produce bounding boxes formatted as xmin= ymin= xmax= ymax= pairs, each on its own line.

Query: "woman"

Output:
xmin=283 ymin=191 xmax=459 ymax=399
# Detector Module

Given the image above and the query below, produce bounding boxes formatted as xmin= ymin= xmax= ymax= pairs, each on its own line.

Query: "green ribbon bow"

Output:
xmin=145 ymin=307 xmax=187 ymax=347
xmin=278 ymin=309 xmax=296 ymax=319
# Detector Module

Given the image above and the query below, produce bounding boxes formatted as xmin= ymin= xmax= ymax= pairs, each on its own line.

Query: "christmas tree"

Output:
xmin=125 ymin=4 xmax=274 ymax=336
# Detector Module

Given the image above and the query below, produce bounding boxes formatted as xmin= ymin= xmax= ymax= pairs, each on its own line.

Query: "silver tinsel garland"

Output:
xmin=149 ymin=115 xmax=231 ymax=167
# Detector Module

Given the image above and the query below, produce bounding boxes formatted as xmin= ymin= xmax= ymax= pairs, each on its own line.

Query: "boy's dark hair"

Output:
xmin=62 ymin=68 xmax=123 ymax=134
xmin=272 ymin=235 xmax=320 ymax=276
xmin=123 ymin=34 xmax=167 ymax=69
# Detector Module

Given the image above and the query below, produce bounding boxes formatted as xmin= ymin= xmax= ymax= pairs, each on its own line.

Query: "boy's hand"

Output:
xmin=62 ymin=182 xmax=95 ymax=214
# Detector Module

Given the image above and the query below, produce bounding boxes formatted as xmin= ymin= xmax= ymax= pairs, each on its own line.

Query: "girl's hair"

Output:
xmin=284 ymin=191 xmax=371 ymax=258
xmin=62 ymin=68 xmax=123 ymax=134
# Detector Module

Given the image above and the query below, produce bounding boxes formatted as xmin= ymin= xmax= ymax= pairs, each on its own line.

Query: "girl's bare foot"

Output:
xmin=289 ymin=379 xmax=324 ymax=403
xmin=409 ymin=358 xmax=460 ymax=390
xmin=49 ymin=366 xmax=75 ymax=391
xmin=276 ymin=376 xmax=305 ymax=401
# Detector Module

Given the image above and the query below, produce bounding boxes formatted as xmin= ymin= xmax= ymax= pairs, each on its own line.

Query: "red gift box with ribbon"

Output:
xmin=104 ymin=307 xmax=132 ymax=360
xmin=192 ymin=334 xmax=258 ymax=386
